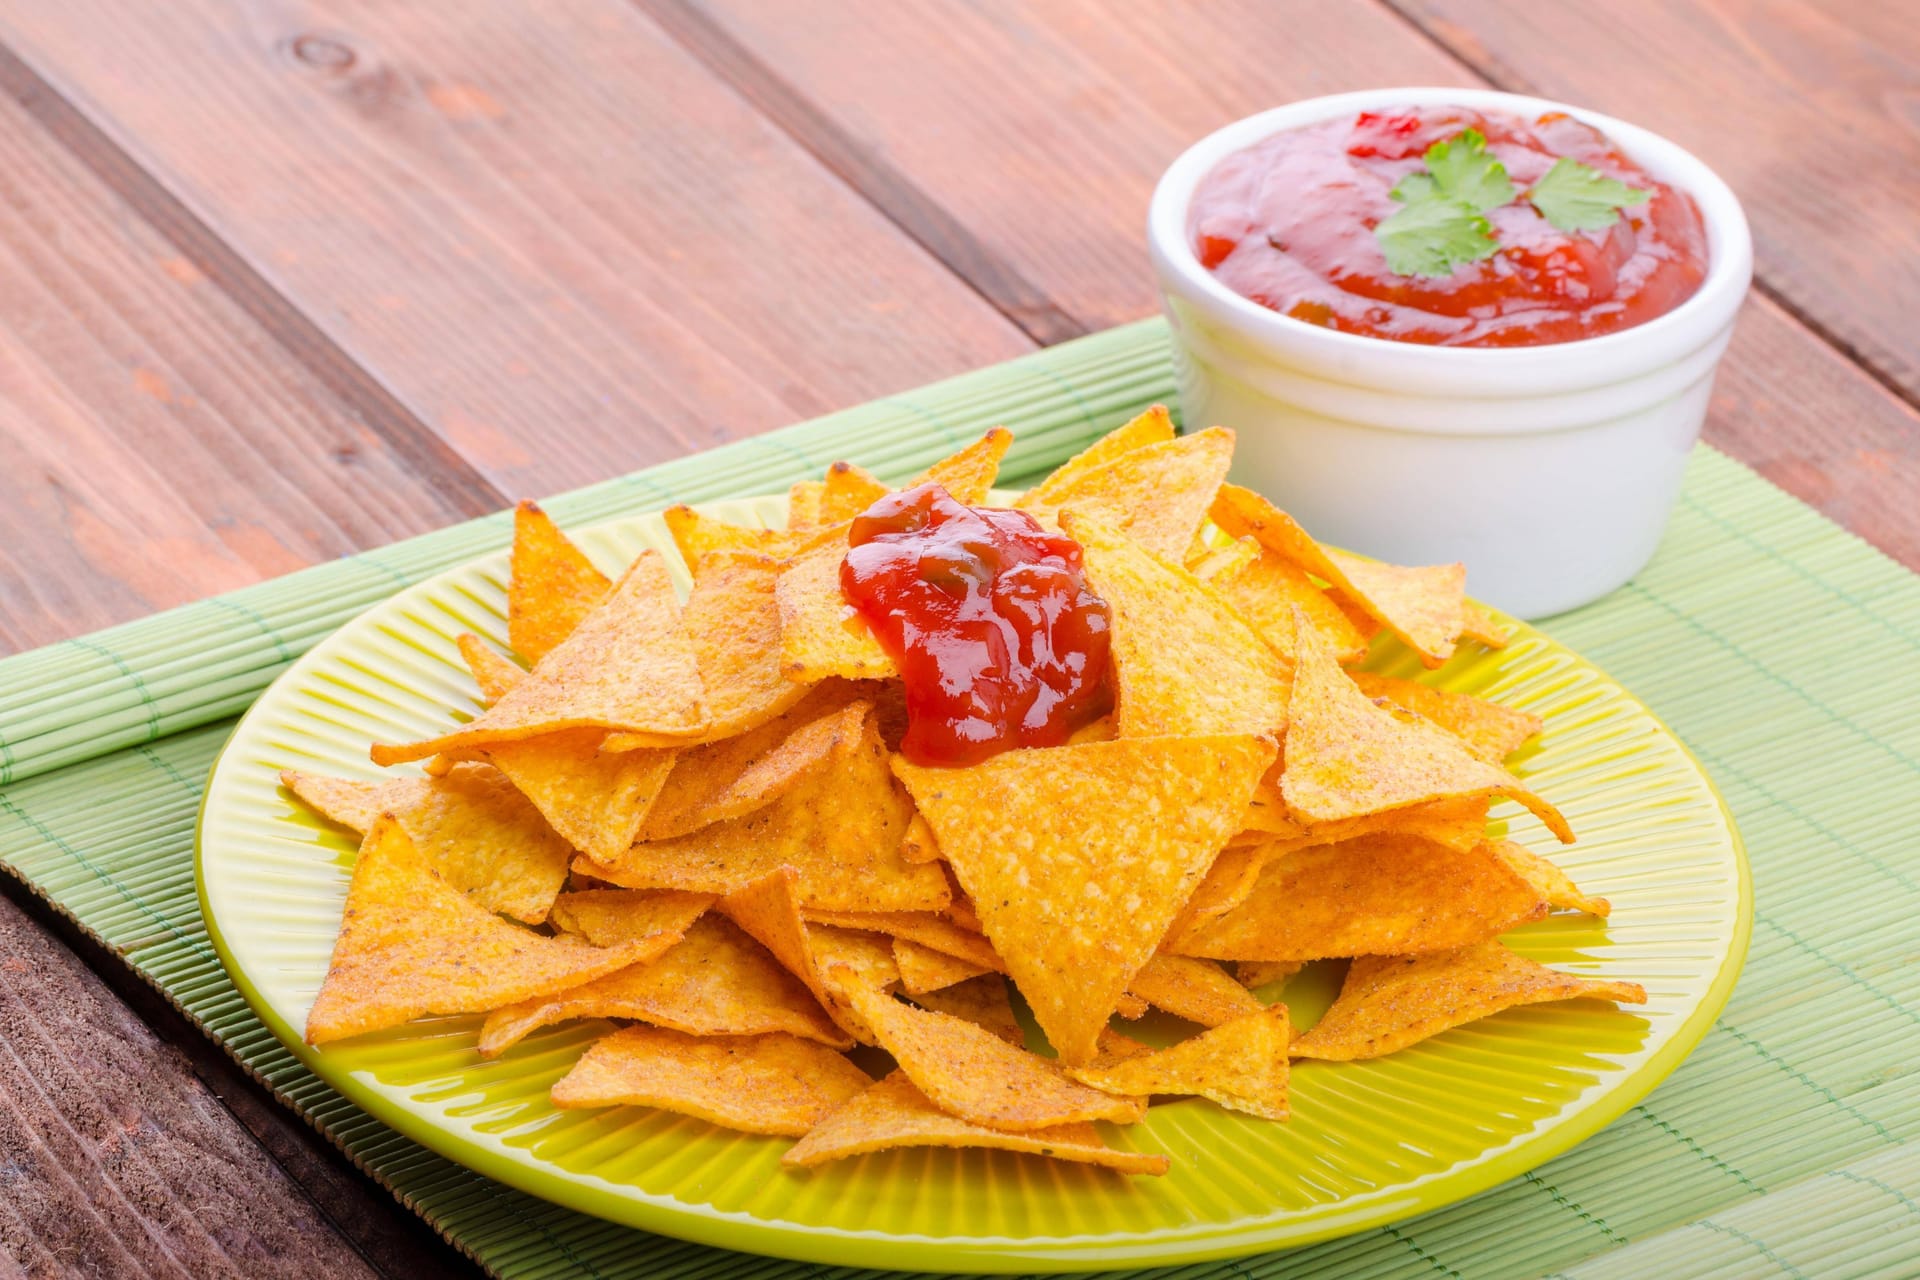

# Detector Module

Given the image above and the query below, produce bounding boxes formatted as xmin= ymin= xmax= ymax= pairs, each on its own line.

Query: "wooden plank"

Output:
xmin=0 ymin=0 xmax=1031 ymax=500
xmin=664 ymin=0 xmax=1920 ymax=572
xmin=0 ymin=61 xmax=494 ymax=656
xmin=1390 ymin=0 xmax=1920 ymax=406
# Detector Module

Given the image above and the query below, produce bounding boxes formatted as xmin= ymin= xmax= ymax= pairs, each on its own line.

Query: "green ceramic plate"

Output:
xmin=198 ymin=495 xmax=1750 ymax=1273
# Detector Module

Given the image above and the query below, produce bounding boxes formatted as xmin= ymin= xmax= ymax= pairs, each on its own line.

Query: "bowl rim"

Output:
xmin=1146 ymin=87 xmax=1753 ymax=387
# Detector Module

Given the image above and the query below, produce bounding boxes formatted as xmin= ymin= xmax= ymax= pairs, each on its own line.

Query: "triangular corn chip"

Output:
xmin=899 ymin=811 xmax=941 ymax=864
xmin=1022 ymin=405 xmax=1177 ymax=507
xmin=1067 ymin=511 xmax=1289 ymax=739
xmin=1283 ymin=615 xmax=1573 ymax=842
xmin=372 ymin=552 xmax=708 ymax=765
xmin=1236 ymin=961 xmax=1304 ymax=990
xmin=283 ymin=764 xmax=571 ymax=924
xmin=787 ymin=480 xmax=827 ymax=537
xmin=1212 ymin=484 xmax=1466 ymax=666
xmin=1164 ymin=842 xmax=1274 ymax=941
xmin=1459 ymin=599 xmax=1510 ymax=649
xmin=550 ymin=1025 xmax=870 ymax=1135
xmin=304 ymin=817 xmax=651 ymax=1043
xmin=639 ymin=692 xmax=862 ymax=841
xmin=894 ymin=938 xmax=990 ymax=995
xmin=893 ymin=733 xmax=1275 ymax=1064
xmin=817 ymin=461 xmax=890 ymax=525
xmin=783 ymin=1072 xmax=1167 ymax=1174
xmin=548 ymin=888 xmax=713 ymax=947
xmin=716 ymin=867 xmax=842 ymax=1020
xmin=478 ymin=914 xmax=847 ymax=1056
xmin=842 ymin=983 xmax=1143 ymax=1130
xmin=803 ymin=910 xmax=1002 ymax=975
xmin=663 ymin=504 xmax=795 ymax=573
xmin=457 ymin=633 xmax=526 ymax=704
xmin=1027 ymin=428 xmax=1234 ymax=561
xmin=1170 ymin=835 xmax=1549 ymax=961
xmin=1291 ymin=942 xmax=1647 ymax=1061
xmin=807 ymin=925 xmax=900 ymax=1044
xmin=775 ymin=533 xmax=898 ymax=682
xmin=908 ymin=427 xmax=1011 ymax=504
xmin=1068 ymin=1004 xmax=1291 ymax=1120
xmin=479 ymin=729 xmax=676 ymax=863
xmin=907 ymin=974 xmax=1023 ymax=1041
xmin=1205 ymin=543 xmax=1370 ymax=664
xmin=1350 ymin=672 xmax=1543 ymax=762
xmin=508 ymin=501 xmax=612 ymax=665
xmin=1126 ymin=955 xmax=1262 ymax=1027
xmin=1489 ymin=839 xmax=1611 ymax=916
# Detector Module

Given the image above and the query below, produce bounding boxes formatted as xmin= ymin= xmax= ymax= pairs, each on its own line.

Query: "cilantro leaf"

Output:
xmin=1418 ymin=128 xmax=1517 ymax=213
xmin=1376 ymin=196 xmax=1498 ymax=277
xmin=1526 ymin=157 xmax=1649 ymax=231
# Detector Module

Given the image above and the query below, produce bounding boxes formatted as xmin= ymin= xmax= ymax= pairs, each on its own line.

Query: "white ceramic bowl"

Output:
xmin=1148 ymin=88 xmax=1752 ymax=619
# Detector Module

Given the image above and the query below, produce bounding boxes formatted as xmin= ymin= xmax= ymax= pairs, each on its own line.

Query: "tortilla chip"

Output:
xmin=787 ymin=480 xmax=827 ymax=537
xmin=1237 ymin=961 xmax=1303 ymax=990
xmin=808 ymin=925 xmax=901 ymax=1044
xmin=1171 ymin=834 xmax=1548 ymax=962
xmin=1489 ymin=839 xmax=1611 ymax=916
xmin=457 ymin=633 xmax=526 ymax=704
xmin=304 ymin=817 xmax=652 ymax=1043
xmin=899 ymin=811 xmax=941 ymax=864
xmin=663 ymin=503 xmax=795 ymax=572
xmin=1208 ymin=544 xmax=1371 ymax=664
xmin=1186 ymin=535 xmax=1260 ymax=583
xmin=775 ymin=533 xmax=898 ymax=683
xmin=1283 ymin=614 xmax=1573 ymax=842
xmin=818 ymin=461 xmax=890 ymax=525
xmin=1211 ymin=484 xmax=1466 ymax=666
xmin=478 ymin=914 xmax=848 ymax=1056
xmin=548 ymin=888 xmax=713 ymax=947
xmin=550 ymin=1025 xmax=870 ymax=1135
xmin=843 ymin=983 xmax=1143 ymax=1130
xmin=909 ymin=427 xmax=1011 ymax=504
xmin=479 ymin=729 xmax=676 ymax=864
xmin=1164 ymin=842 xmax=1273 ymax=941
xmin=1291 ymin=942 xmax=1647 ymax=1061
xmin=1021 ymin=406 xmax=1177 ymax=507
xmin=1350 ymin=672 xmax=1543 ymax=762
xmin=1066 ymin=511 xmax=1289 ymax=739
xmin=907 ymin=974 xmax=1023 ymax=1043
xmin=508 ymin=501 xmax=611 ymax=665
xmin=372 ymin=552 xmax=708 ymax=765
xmin=894 ymin=733 xmax=1275 ymax=1064
xmin=804 ymin=910 xmax=1002 ymax=974
xmin=1459 ymin=599 xmax=1510 ymax=648
xmin=1126 ymin=955 xmax=1263 ymax=1027
xmin=1027 ymin=428 xmax=1234 ymax=561
xmin=1068 ymin=1004 xmax=1291 ymax=1120
xmin=283 ymin=764 xmax=571 ymax=924
xmin=783 ymin=1072 xmax=1167 ymax=1174
xmin=639 ymin=693 xmax=863 ymax=841
xmin=894 ymin=939 xmax=991 ymax=995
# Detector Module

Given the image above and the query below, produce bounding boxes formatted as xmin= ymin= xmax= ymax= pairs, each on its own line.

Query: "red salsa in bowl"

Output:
xmin=1188 ymin=106 xmax=1708 ymax=348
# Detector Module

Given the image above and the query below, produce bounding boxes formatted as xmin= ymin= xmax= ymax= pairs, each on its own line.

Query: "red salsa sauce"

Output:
xmin=840 ymin=484 xmax=1112 ymax=766
xmin=1190 ymin=106 xmax=1709 ymax=347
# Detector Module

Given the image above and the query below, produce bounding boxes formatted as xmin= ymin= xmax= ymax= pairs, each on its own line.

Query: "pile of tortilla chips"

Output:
xmin=289 ymin=406 xmax=1643 ymax=1177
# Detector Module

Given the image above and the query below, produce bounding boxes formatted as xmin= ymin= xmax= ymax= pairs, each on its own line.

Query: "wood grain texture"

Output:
xmin=0 ymin=888 xmax=389 ymax=1279
xmin=1390 ymin=0 xmax=1920 ymax=406
xmin=0 ymin=0 xmax=1031 ymax=499
xmin=0 ymin=63 xmax=492 ymax=656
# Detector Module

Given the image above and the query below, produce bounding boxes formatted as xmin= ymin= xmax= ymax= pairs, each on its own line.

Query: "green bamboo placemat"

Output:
xmin=3 ymin=320 xmax=1918 ymax=1279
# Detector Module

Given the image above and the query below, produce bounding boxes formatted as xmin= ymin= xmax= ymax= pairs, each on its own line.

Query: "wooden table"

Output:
xmin=0 ymin=2 xmax=1912 ymax=1274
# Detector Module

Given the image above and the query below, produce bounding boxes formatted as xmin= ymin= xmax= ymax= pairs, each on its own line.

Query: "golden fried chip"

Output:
xmin=787 ymin=480 xmax=827 ymax=537
xmin=663 ymin=504 xmax=795 ymax=573
xmin=551 ymin=1025 xmax=870 ymax=1135
xmin=894 ymin=938 xmax=990 ymax=995
xmin=1165 ymin=842 xmax=1274 ymax=940
xmin=593 ymin=708 xmax=948 ymax=912
xmin=372 ymin=552 xmax=708 ymax=765
xmin=1069 ymin=1004 xmax=1291 ymax=1120
xmin=1027 ymin=428 xmax=1235 ymax=561
xmin=479 ymin=729 xmax=676 ymax=864
xmin=894 ymin=733 xmax=1275 ymax=1064
xmin=803 ymin=910 xmax=1002 ymax=974
xmin=818 ymin=461 xmax=890 ymax=525
xmin=508 ymin=501 xmax=612 ymax=665
xmin=1350 ymin=672 xmax=1543 ymax=762
xmin=1283 ymin=614 xmax=1573 ymax=842
xmin=807 ymin=925 xmax=900 ymax=1044
xmin=303 ymin=817 xmax=652 ymax=1044
xmin=283 ymin=764 xmax=571 ymax=924
xmin=1208 ymin=544 xmax=1370 ymax=664
xmin=775 ymin=533 xmax=898 ymax=683
xmin=1171 ymin=835 xmax=1548 ymax=962
xmin=899 ymin=811 xmax=941 ymax=864
xmin=1066 ymin=511 xmax=1289 ymax=739
xmin=457 ymin=633 xmax=526 ymax=704
xmin=1236 ymin=961 xmax=1304 ymax=990
xmin=1021 ymin=405 xmax=1176 ymax=507
xmin=907 ymin=974 xmax=1023 ymax=1042
xmin=478 ymin=914 xmax=848 ymax=1056
xmin=639 ymin=693 xmax=863 ymax=841
xmin=843 ymin=983 xmax=1143 ymax=1130
xmin=1458 ymin=599 xmax=1510 ymax=649
xmin=1126 ymin=955 xmax=1263 ymax=1027
xmin=1290 ymin=942 xmax=1647 ymax=1061
xmin=782 ymin=1072 xmax=1167 ymax=1174
xmin=1211 ymin=484 xmax=1466 ymax=666
xmin=716 ymin=865 xmax=827 ymax=991
xmin=548 ymin=888 xmax=713 ymax=947
xmin=1489 ymin=839 xmax=1611 ymax=916
xmin=909 ymin=426 xmax=1012 ymax=504
xmin=1186 ymin=534 xmax=1259 ymax=582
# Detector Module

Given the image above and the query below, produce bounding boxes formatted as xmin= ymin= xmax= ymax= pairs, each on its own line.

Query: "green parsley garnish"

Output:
xmin=1374 ymin=128 xmax=1650 ymax=277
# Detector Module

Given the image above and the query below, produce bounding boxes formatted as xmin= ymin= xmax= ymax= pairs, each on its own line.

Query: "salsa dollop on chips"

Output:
xmin=840 ymin=483 xmax=1112 ymax=765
